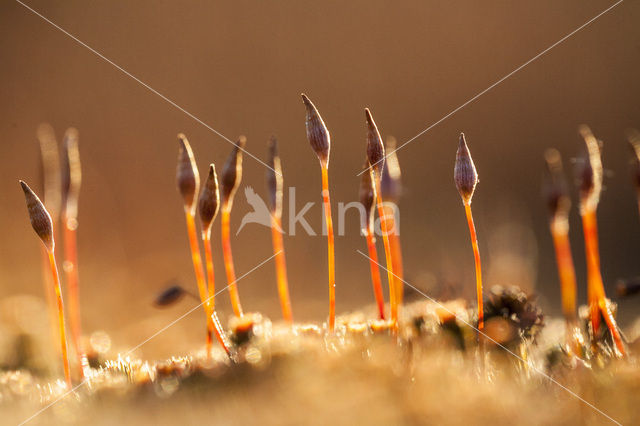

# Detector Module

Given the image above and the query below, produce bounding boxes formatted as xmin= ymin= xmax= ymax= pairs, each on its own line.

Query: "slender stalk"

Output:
xmin=41 ymin=248 xmax=59 ymax=354
xmin=365 ymin=228 xmax=385 ymax=319
xmin=266 ymin=136 xmax=293 ymax=323
xmin=49 ymin=251 xmax=72 ymax=388
xmin=581 ymin=210 xmax=625 ymax=355
xmin=271 ymin=215 xmax=293 ymax=323
xmin=302 ymin=94 xmax=335 ymax=331
xmin=365 ymin=108 xmax=397 ymax=329
xmin=360 ymin=162 xmax=386 ymax=320
xmin=321 ymin=165 xmax=336 ymax=331
xmin=60 ymin=128 xmax=86 ymax=377
xmin=210 ymin=311 xmax=232 ymax=356
xmin=221 ymin=206 xmax=244 ymax=317
xmin=197 ymin=163 xmax=233 ymax=358
xmin=578 ymin=125 xmax=626 ymax=357
xmin=203 ymin=232 xmax=216 ymax=311
xmin=220 ymin=138 xmax=247 ymax=318
xmin=387 ymin=210 xmax=404 ymax=307
xmin=550 ymin=219 xmax=582 ymax=353
xmin=464 ymin=203 xmax=483 ymax=332
xmin=544 ymin=148 xmax=581 ymax=351
xmin=203 ymin=231 xmax=232 ymax=357
xmin=454 ymin=133 xmax=484 ymax=342
xmin=62 ymin=219 xmax=86 ymax=377
xmin=550 ymin=220 xmax=577 ymax=325
xmin=185 ymin=211 xmax=213 ymax=354
xmin=373 ymin=174 xmax=397 ymax=327
xmin=20 ymin=180 xmax=72 ymax=387
xmin=381 ymin=137 xmax=404 ymax=306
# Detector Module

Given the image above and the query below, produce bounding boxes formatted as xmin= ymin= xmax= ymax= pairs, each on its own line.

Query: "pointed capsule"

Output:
xmin=198 ymin=164 xmax=220 ymax=235
xmin=543 ymin=149 xmax=570 ymax=218
xmin=301 ymin=94 xmax=330 ymax=166
xmin=365 ymin=108 xmax=385 ymax=175
xmin=359 ymin=161 xmax=376 ymax=233
xmin=221 ymin=136 xmax=246 ymax=207
xmin=577 ymin=125 xmax=603 ymax=212
xmin=61 ymin=128 xmax=82 ymax=222
xmin=616 ymin=277 xmax=640 ymax=298
xmin=37 ymin=123 xmax=62 ymax=219
xmin=20 ymin=181 xmax=54 ymax=252
xmin=153 ymin=284 xmax=188 ymax=307
xmin=176 ymin=134 xmax=200 ymax=213
xmin=626 ymin=128 xmax=640 ymax=191
xmin=380 ymin=136 xmax=402 ymax=203
xmin=454 ymin=133 xmax=478 ymax=204
xmin=266 ymin=136 xmax=283 ymax=217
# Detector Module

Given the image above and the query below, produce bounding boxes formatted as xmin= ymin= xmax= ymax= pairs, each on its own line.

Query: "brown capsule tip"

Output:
xmin=626 ymin=129 xmax=640 ymax=190
xmin=616 ymin=278 xmax=640 ymax=298
xmin=198 ymin=164 xmax=220 ymax=234
xmin=61 ymin=127 xmax=82 ymax=221
xmin=454 ymin=133 xmax=478 ymax=204
xmin=301 ymin=94 xmax=330 ymax=166
xmin=236 ymin=135 xmax=247 ymax=149
xmin=543 ymin=149 xmax=570 ymax=218
xmin=37 ymin=123 xmax=62 ymax=218
xmin=176 ymin=134 xmax=200 ymax=212
xmin=221 ymin=137 xmax=245 ymax=207
xmin=266 ymin=136 xmax=283 ymax=216
xmin=577 ymin=125 xmax=602 ymax=211
xmin=359 ymin=161 xmax=376 ymax=232
xmin=153 ymin=284 xmax=187 ymax=307
xmin=20 ymin=180 xmax=54 ymax=252
xmin=380 ymin=136 xmax=402 ymax=202
xmin=365 ymin=108 xmax=385 ymax=175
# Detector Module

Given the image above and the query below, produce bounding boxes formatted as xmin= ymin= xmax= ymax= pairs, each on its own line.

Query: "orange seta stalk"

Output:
xmin=40 ymin=248 xmax=59 ymax=351
xmin=581 ymin=209 xmax=625 ymax=355
xmin=176 ymin=134 xmax=214 ymax=353
xmin=360 ymin=164 xmax=385 ymax=319
xmin=543 ymin=149 xmax=580 ymax=350
xmin=365 ymin=228 xmax=385 ymax=320
xmin=551 ymin=223 xmax=578 ymax=327
xmin=20 ymin=181 xmax=71 ymax=388
xmin=62 ymin=221 xmax=87 ymax=376
xmin=185 ymin=211 xmax=214 ymax=352
xmin=221 ymin=206 xmax=244 ymax=317
xmin=61 ymin=128 xmax=86 ymax=378
xmin=365 ymin=108 xmax=397 ymax=328
xmin=373 ymin=175 xmax=397 ymax=326
xmin=381 ymin=137 xmax=405 ymax=306
xmin=49 ymin=251 xmax=72 ymax=387
xmin=271 ymin=215 xmax=293 ymax=322
xmin=389 ymin=232 xmax=404 ymax=305
xmin=203 ymin=232 xmax=216 ymax=311
xmin=578 ymin=126 xmax=626 ymax=357
xmin=302 ymin=94 xmax=336 ymax=331
xmin=220 ymin=137 xmax=247 ymax=318
xmin=454 ymin=133 xmax=484 ymax=336
xmin=464 ymin=203 xmax=483 ymax=332
xmin=198 ymin=163 xmax=233 ymax=357
xmin=267 ymin=137 xmax=293 ymax=323
xmin=203 ymin=232 xmax=233 ymax=357
xmin=321 ymin=165 xmax=336 ymax=331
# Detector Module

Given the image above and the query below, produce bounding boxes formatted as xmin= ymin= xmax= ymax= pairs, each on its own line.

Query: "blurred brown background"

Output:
xmin=1 ymin=0 xmax=639 ymax=358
